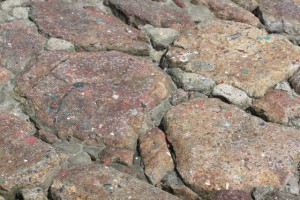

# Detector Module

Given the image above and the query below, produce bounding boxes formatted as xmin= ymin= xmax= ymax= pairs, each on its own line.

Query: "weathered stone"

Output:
xmin=0 ymin=113 xmax=68 ymax=199
xmin=167 ymin=68 xmax=215 ymax=94
xmin=139 ymin=127 xmax=174 ymax=185
xmin=20 ymin=187 xmax=47 ymax=200
xmin=167 ymin=20 xmax=300 ymax=98
xmin=104 ymin=0 xmax=194 ymax=31
xmin=252 ymin=90 xmax=300 ymax=127
xmin=231 ymin=0 xmax=258 ymax=11
xmin=163 ymin=98 xmax=300 ymax=194
xmin=211 ymin=190 xmax=252 ymax=200
xmin=275 ymin=81 xmax=293 ymax=93
xmin=265 ymin=191 xmax=300 ymax=200
xmin=82 ymin=142 xmax=106 ymax=160
xmin=256 ymin=0 xmax=300 ymax=44
xmin=0 ymin=196 xmax=5 ymax=200
xmin=12 ymin=7 xmax=29 ymax=19
xmin=212 ymin=84 xmax=252 ymax=109
xmin=0 ymin=21 xmax=45 ymax=74
xmin=15 ymin=51 xmax=175 ymax=166
xmin=150 ymin=99 xmax=172 ymax=126
xmin=0 ymin=0 xmax=23 ymax=11
xmin=252 ymin=185 xmax=274 ymax=200
xmin=68 ymin=151 xmax=92 ymax=166
xmin=99 ymin=146 xmax=134 ymax=166
xmin=170 ymin=88 xmax=188 ymax=106
xmin=172 ymin=0 xmax=186 ymax=8
xmin=37 ymin=129 xmax=59 ymax=144
xmin=46 ymin=38 xmax=75 ymax=51
xmin=191 ymin=0 xmax=259 ymax=26
xmin=108 ymin=162 xmax=148 ymax=182
xmin=0 ymin=10 xmax=12 ymax=23
xmin=183 ymin=3 xmax=216 ymax=23
xmin=30 ymin=0 xmax=149 ymax=55
xmin=143 ymin=25 xmax=180 ymax=50
xmin=0 ymin=67 xmax=11 ymax=87
xmin=50 ymin=164 xmax=180 ymax=199
xmin=290 ymin=71 xmax=300 ymax=94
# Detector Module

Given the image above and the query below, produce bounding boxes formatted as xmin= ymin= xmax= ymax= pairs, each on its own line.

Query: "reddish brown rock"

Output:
xmin=104 ymin=0 xmax=194 ymax=31
xmin=290 ymin=70 xmax=300 ymax=94
xmin=30 ymin=0 xmax=149 ymax=55
xmin=0 ymin=113 xmax=67 ymax=199
xmin=231 ymin=0 xmax=258 ymax=11
xmin=252 ymin=90 xmax=300 ymax=127
xmin=163 ymin=98 xmax=300 ymax=194
xmin=211 ymin=190 xmax=252 ymax=200
xmin=15 ymin=51 xmax=175 ymax=165
xmin=256 ymin=0 xmax=300 ymax=44
xmin=0 ymin=67 xmax=11 ymax=86
xmin=37 ymin=129 xmax=59 ymax=144
xmin=166 ymin=20 xmax=300 ymax=98
xmin=0 ymin=21 xmax=45 ymax=74
xmin=99 ymin=146 xmax=134 ymax=166
xmin=139 ymin=127 xmax=174 ymax=184
xmin=191 ymin=0 xmax=259 ymax=26
xmin=50 ymin=164 xmax=180 ymax=199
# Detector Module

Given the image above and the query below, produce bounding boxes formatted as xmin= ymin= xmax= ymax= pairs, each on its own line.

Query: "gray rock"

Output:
xmin=53 ymin=141 xmax=81 ymax=154
xmin=143 ymin=25 xmax=180 ymax=50
xmin=275 ymin=81 xmax=293 ymax=93
xmin=150 ymin=99 xmax=172 ymax=126
xmin=20 ymin=187 xmax=47 ymax=200
xmin=0 ymin=10 xmax=11 ymax=23
xmin=0 ymin=0 xmax=23 ymax=11
xmin=82 ymin=143 xmax=106 ymax=160
xmin=183 ymin=3 xmax=215 ymax=23
xmin=169 ymin=89 xmax=188 ymax=106
xmin=68 ymin=151 xmax=92 ymax=166
xmin=285 ymin=176 xmax=300 ymax=196
xmin=46 ymin=38 xmax=75 ymax=51
xmin=0 ymin=196 xmax=5 ymax=200
xmin=289 ymin=71 xmax=300 ymax=94
xmin=252 ymin=186 xmax=274 ymax=200
xmin=167 ymin=68 xmax=215 ymax=94
xmin=12 ymin=7 xmax=29 ymax=20
xmin=212 ymin=84 xmax=252 ymax=109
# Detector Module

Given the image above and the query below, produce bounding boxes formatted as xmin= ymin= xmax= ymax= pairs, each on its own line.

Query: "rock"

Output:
xmin=30 ymin=0 xmax=149 ymax=55
xmin=211 ymin=190 xmax=252 ymax=200
xmin=230 ymin=0 xmax=258 ymax=11
xmin=0 ymin=10 xmax=12 ymax=23
xmin=68 ymin=151 xmax=92 ymax=166
xmin=167 ymin=68 xmax=216 ymax=94
xmin=37 ymin=129 xmax=59 ymax=144
xmin=14 ymin=51 xmax=175 ymax=167
xmin=46 ymin=38 xmax=75 ymax=51
xmin=166 ymin=20 xmax=300 ymax=98
xmin=275 ymin=81 xmax=293 ymax=93
xmin=0 ymin=196 xmax=5 ymax=200
xmin=12 ymin=7 xmax=29 ymax=19
xmin=191 ymin=0 xmax=259 ymax=26
xmin=212 ymin=84 xmax=252 ymax=109
xmin=264 ymin=191 xmax=300 ymax=200
xmin=183 ymin=3 xmax=216 ymax=23
xmin=0 ymin=21 xmax=45 ymax=74
xmin=143 ymin=25 xmax=180 ymax=50
xmin=0 ymin=0 xmax=23 ymax=11
xmin=150 ymin=99 xmax=172 ymax=127
xmin=163 ymin=98 xmax=300 ymax=194
xmin=82 ymin=142 xmax=106 ymax=161
xmin=252 ymin=185 xmax=274 ymax=200
xmin=50 ymin=164 xmax=180 ymax=199
xmin=252 ymin=90 xmax=300 ymax=127
xmin=108 ymin=162 xmax=148 ymax=182
xmin=169 ymin=88 xmax=188 ymax=106
xmin=256 ymin=0 xmax=300 ymax=44
xmin=104 ymin=0 xmax=194 ymax=31
xmin=139 ymin=127 xmax=174 ymax=185
xmin=0 ymin=113 xmax=68 ymax=199
xmin=290 ymin=71 xmax=300 ymax=94
xmin=0 ymin=67 xmax=11 ymax=87
xmin=172 ymin=0 xmax=186 ymax=8
xmin=20 ymin=187 xmax=48 ymax=200
xmin=99 ymin=146 xmax=134 ymax=166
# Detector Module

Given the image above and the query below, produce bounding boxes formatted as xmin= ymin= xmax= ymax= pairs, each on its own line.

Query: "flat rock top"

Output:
xmin=30 ymin=0 xmax=149 ymax=55
xmin=15 ymin=51 xmax=175 ymax=150
xmin=51 ymin=164 xmax=179 ymax=200
xmin=0 ymin=113 xmax=67 ymax=199
xmin=163 ymin=97 xmax=300 ymax=193
xmin=167 ymin=20 xmax=300 ymax=98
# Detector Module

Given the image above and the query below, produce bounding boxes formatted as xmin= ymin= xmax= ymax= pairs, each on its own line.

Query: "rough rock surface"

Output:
xmin=0 ymin=113 xmax=67 ymax=199
xmin=50 ymin=164 xmax=180 ymax=199
xmin=166 ymin=20 xmax=300 ymax=98
xmin=0 ymin=21 xmax=45 ymax=74
xmin=163 ymin=98 xmax=300 ymax=194
xmin=15 ymin=51 xmax=175 ymax=165
xmin=30 ymin=0 xmax=149 ymax=55
xmin=290 ymin=70 xmax=300 ymax=94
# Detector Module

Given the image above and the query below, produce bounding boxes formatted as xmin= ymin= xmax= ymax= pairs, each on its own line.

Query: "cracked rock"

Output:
xmin=46 ymin=38 xmax=75 ymax=51
xmin=12 ymin=7 xmax=29 ymax=20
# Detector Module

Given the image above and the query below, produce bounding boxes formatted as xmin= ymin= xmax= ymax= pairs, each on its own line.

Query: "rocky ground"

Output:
xmin=1 ymin=0 xmax=300 ymax=199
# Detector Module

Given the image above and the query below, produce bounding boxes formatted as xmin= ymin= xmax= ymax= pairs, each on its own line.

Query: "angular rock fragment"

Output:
xmin=167 ymin=20 xmax=300 ymax=98
xmin=191 ymin=0 xmax=259 ymax=26
xmin=252 ymin=90 xmax=300 ymax=127
xmin=20 ymin=187 xmax=47 ymax=200
xmin=15 ymin=51 xmax=175 ymax=166
xmin=290 ymin=70 xmax=300 ymax=94
xmin=169 ymin=88 xmax=188 ymax=106
xmin=163 ymin=98 xmax=300 ymax=194
xmin=30 ymin=0 xmax=149 ymax=55
xmin=46 ymin=38 xmax=75 ymax=51
xmin=183 ymin=2 xmax=216 ymax=23
xmin=230 ymin=0 xmax=258 ymax=11
xmin=0 ymin=113 xmax=68 ymax=199
xmin=256 ymin=0 xmax=300 ymax=44
xmin=104 ymin=0 xmax=194 ymax=31
xmin=50 ymin=164 xmax=180 ymax=199
xmin=0 ymin=21 xmax=45 ymax=74
xmin=139 ymin=127 xmax=174 ymax=185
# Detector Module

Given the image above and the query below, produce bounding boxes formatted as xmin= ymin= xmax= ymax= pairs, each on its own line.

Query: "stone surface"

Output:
xmin=36 ymin=129 xmax=59 ymax=144
xmin=99 ymin=146 xmax=134 ymax=166
xmin=20 ymin=187 xmax=48 ymax=200
xmin=191 ymin=0 xmax=259 ymax=26
xmin=12 ymin=7 xmax=29 ymax=20
xmin=290 ymin=71 xmax=300 ymax=94
xmin=15 ymin=51 xmax=175 ymax=165
xmin=256 ymin=0 xmax=300 ymax=44
xmin=212 ymin=83 xmax=252 ymax=109
xmin=0 ymin=113 xmax=68 ymax=199
xmin=50 ymin=164 xmax=180 ymax=199
xmin=139 ymin=127 xmax=174 ymax=185
xmin=231 ymin=0 xmax=258 ymax=11
xmin=166 ymin=20 xmax=300 ymax=98
xmin=210 ymin=190 xmax=252 ymax=200
xmin=163 ymin=98 xmax=300 ymax=194
xmin=0 ymin=21 xmax=45 ymax=74
xmin=46 ymin=38 xmax=75 ymax=51
xmin=104 ymin=0 xmax=194 ymax=31
xmin=30 ymin=0 xmax=149 ymax=55
xmin=170 ymin=88 xmax=188 ymax=106
xmin=167 ymin=68 xmax=215 ymax=94
xmin=0 ymin=0 xmax=23 ymax=11
xmin=0 ymin=67 xmax=11 ymax=87
xmin=183 ymin=2 xmax=216 ymax=23
xmin=252 ymin=90 xmax=300 ymax=127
